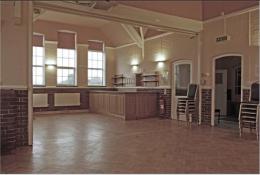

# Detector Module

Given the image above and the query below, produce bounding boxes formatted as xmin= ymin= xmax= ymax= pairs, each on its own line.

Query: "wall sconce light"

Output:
xmin=46 ymin=64 xmax=56 ymax=70
xmin=45 ymin=59 xmax=56 ymax=70
xmin=131 ymin=59 xmax=139 ymax=66
xmin=155 ymin=53 xmax=166 ymax=62
xmin=157 ymin=61 xmax=164 ymax=68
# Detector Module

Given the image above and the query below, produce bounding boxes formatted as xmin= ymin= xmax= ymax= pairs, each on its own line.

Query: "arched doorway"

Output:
xmin=212 ymin=54 xmax=243 ymax=128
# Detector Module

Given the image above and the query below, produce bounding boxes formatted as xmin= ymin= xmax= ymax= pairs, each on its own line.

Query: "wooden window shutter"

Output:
xmin=33 ymin=34 xmax=44 ymax=47
xmin=88 ymin=40 xmax=104 ymax=51
xmin=57 ymin=31 xmax=76 ymax=49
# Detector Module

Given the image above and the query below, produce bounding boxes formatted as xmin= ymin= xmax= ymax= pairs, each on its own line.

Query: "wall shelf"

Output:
xmin=112 ymin=74 xmax=126 ymax=87
xmin=141 ymin=72 xmax=159 ymax=87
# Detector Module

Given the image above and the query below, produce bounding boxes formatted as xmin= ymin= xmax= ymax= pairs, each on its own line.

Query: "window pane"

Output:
xmin=97 ymin=70 xmax=102 ymax=77
xmin=57 ymin=77 xmax=62 ymax=84
xmin=57 ymin=58 xmax=63 ymax=67
xmin=88 ymin=50 xmax=105 ymax=86
xmin=175 ymin=64 xmax=190 ymax=96
xmin=97 ymin=60 xmax=102 ymax=69
xmin=32 ymin=46 xmax=45 ymax=86
xmin=69 ymin=50 xmax=75 ymax=58
xmin=88 ymin=59 xmax=93 ymax=68
xmin=36 ymin=47 xmax=43 ymax=56
xmin=69 ymin=59 xmax=75 ymax=67
xmin=37 ymin=76 xmax=43 ymax=85
xmin=56 ymin=48 xmax=76 ymax=85
xmin=57 ymin=49 xmax=62 ymax=58
xmin=33 ymin=47 xmax=36 ymax=56
xmin=57 ymin=69 xmax=62 ymax=77
xmin=36 ymin=57 xmax=43 ymax=66
xmin=33 ymin=76 xmax=36 ymax=85
xmin=97 ymin=52 xmax=102 ymax=61
xmin=93 ymin=60 xmax=98 ymax=68
xmin=63 ymin=49 xmax=69 ymax=58
xmin=36 ymin=67 xmax=43 ymax=76
xmin=33 ymin=67 xmax=36 ymax=75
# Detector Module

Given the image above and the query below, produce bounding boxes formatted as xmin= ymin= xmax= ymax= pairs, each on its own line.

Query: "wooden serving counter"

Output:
xmin=89 ymin=91 xmax=158 ymax=120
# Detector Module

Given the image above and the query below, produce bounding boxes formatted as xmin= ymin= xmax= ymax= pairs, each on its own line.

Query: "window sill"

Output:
xmin=56 ymin=85 xmax=78 ymax=87
xmin=88 ymin=85 xmax=107 ymax=87
xmin=33 ymin=85 xmax=46 ymax=87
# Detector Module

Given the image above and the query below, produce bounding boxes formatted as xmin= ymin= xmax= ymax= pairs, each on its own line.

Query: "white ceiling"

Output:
xmin=37 ymin=10 xmax=111 ymax=28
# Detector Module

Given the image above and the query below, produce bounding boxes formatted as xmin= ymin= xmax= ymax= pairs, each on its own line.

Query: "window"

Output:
xmin=33 ymin=47 xmax=45 ymax=85
xmin=88 ymin=50 xmax=105 ymax=86
xmin=57 ymin=48 xmax=76 ymax=86
xmin=32 ymin=34 xmax=45 ymax=86
xmin=56 ymin=31 xmax=77 ymax=86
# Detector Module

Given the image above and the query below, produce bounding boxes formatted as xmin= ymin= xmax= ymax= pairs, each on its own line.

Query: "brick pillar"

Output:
xmin=201 ymin=89 xmax=212 ymax=125
xmin=0 ymin=89 xmax=28 ymax=154
xmin=242 ymin=89 xmax=250 ymax=102
xmin=159 ymin=89 xmax=172 ymax=118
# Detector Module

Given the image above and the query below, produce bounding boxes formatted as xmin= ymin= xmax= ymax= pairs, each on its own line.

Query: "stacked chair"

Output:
xmin=177 ymin=84 xmax=199 ymax=126
xmin=239 ymin=82 xmax=259 ymax=139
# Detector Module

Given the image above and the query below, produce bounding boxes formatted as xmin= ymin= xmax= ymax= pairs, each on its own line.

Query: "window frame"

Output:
xmin=87 ymin=49 xmax=106 ymax=87
xmin=56 ymin=48 xmax=77 ymax=87
xmin=32 ymin=46 xmax=45 ymax=87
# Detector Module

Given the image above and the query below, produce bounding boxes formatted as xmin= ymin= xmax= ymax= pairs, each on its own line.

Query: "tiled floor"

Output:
xmin=1 ymin=113 xmax=259 ymax=173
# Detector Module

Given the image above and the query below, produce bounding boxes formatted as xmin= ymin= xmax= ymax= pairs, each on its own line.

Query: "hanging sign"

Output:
xmin=216 ymin=35 xmax=231 ymax=43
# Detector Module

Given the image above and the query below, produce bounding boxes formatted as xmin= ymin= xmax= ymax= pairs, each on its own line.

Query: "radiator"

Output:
xmin=54 ymin=93 xmax=80 ymax=106
xmin=33 ymin=94 xmax=48 ymax=107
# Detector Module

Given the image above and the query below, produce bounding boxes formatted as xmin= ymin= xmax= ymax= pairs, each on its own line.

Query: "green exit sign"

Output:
xmin=216 ymin=35 xmax=231 ymax=42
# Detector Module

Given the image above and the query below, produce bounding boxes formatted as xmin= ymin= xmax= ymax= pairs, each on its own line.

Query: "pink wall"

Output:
xmin=119 ymin=1 xmax=259 ymax=21
xmin=202 ymin=1 xmax=259 ymax=20
xmin=118 ymin=1 xmax=203 ymax=20
xmin=33 ymin=20 xmax=113 ymax=46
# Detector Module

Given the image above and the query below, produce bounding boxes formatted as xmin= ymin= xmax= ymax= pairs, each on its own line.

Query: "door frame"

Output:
xmin=171 ymin=59 xmax=193 ymax=120
xmin=211 ymin=54 xmax=243 ymax=126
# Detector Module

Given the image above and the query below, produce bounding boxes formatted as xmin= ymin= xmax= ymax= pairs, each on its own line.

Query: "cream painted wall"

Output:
xmin=45 ymin=42 xmax=57 ymax=86
xmin=115 ymin=33 xmax=199 ymax=86
xmin=1 ymin=1 xmax=31 ymax=87
xmin=201 ymin=11 xmax=259 ymax=88
xmin=105 ymin=48 xmax=116 ymax=87
xmin=77 ymin=45 xmax=88 ymax=87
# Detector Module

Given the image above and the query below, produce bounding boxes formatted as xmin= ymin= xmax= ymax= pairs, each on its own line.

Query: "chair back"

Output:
xmin=250 ymin=82 xmax=259 ymax=102
xmin=187 ymin=84 xmax=198 ymax=99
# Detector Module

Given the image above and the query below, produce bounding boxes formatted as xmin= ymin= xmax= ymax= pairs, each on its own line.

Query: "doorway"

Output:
xmin=214 ymin=56 xmax=242 ymax=128
xmin=171 ymin=60 xmax=192 ymax=120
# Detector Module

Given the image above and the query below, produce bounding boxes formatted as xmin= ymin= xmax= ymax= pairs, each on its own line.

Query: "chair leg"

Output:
xmin=218 ymin=112 xmax=220 ymax=124
xmin=239 ymin=124 xmax=243 ymax=137
xmin=189 ymin=113 xmax=192 ymax=128
xmin=186 ymin=113 xmax=189 ymax=127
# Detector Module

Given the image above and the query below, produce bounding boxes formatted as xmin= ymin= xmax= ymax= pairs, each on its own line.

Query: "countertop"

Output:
xmin=89 ymin=90 xmax=159 ymax=94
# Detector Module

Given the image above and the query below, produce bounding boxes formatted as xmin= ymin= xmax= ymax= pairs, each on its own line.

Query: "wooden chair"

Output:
xmin=239 ymin=82 xmax=259 ymax=140
xmin=177 ymin=84 xmax=199 ymax=126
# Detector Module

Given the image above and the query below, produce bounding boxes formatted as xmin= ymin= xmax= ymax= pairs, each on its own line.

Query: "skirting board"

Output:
xmin=33 ymin=109 xmax=89 ymax=116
